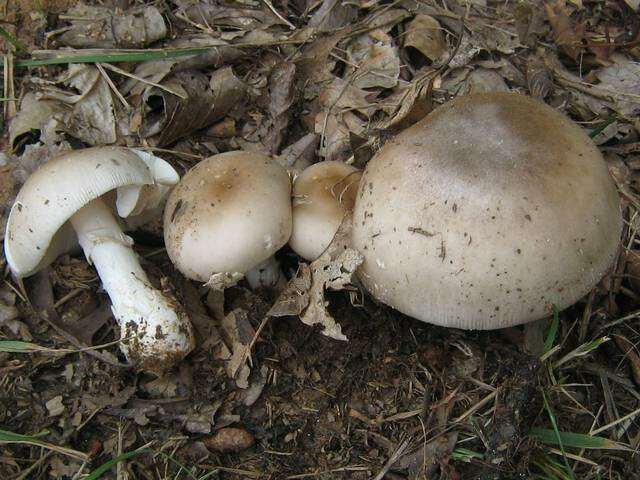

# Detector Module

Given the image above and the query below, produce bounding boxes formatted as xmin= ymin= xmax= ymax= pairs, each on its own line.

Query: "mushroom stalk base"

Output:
xmin=70 ymin=198 xmax=194 ymax=373
xmin=245 ymin=256 xmax=287 ymax=291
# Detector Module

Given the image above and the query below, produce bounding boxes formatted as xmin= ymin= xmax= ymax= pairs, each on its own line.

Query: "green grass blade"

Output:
xmin=0 ymin=428 xmax=50 ymax=441
xmin=15 ymin=48 xmax=211 ymax=67
xmin=452 ymin=447 xmax=484 ymax=462
xmin=0 ymin=26 xmax=27 ymax=53
xmin=0 ymin=340 xmax=75 ymax=354
xmin=553 ymin=337 xmax=609 ymax=369
xmin=589 ymin=116 xmax=617 ymax=139
xmin=0 ymin=428 xmax=88 ymax=460
xmin=84 ymin=449 xmax=152 ymax=480
xmin=541 ymin=390 xmax=575 ymax=480
xmin=543 ymin=305 xmax=560 ymax=356
xmin=530 ymin=428 xmax=630 ymax=450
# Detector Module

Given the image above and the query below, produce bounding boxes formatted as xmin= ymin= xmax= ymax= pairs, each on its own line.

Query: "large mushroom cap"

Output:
xmin=351 ymin=92 xmax=622 ymax=330
xmin=290 ymin=161 xmax=362 ymax=261
xmin=5 ymin=146 xmax=178 ymax=278
xmin=163 ymin=151 xmax=292 ymax=282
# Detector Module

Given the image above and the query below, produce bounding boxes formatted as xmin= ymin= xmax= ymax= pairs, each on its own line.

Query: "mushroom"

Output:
xmin=163 ymin=151 xmax=292 ymax=289
xmin=4 ymin=147 xmax=195 ymax=373
xmin=289 ymin=161 xmax=362 ymax=261
xmin=351 ymin=92 xmax=622 ymax=329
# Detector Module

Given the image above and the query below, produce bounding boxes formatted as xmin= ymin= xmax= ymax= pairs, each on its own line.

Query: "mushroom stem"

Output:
xmin=245 ymin=256 xmax=287 ymax=291
xmin=69 ymin=197 xmax=194 ymax=373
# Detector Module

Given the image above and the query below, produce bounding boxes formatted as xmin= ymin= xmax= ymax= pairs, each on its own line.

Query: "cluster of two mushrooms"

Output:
xmin=161 ymin=153 xmax=361 ymax=285
xmin=240 ymin=92 xmax=623 ymax=331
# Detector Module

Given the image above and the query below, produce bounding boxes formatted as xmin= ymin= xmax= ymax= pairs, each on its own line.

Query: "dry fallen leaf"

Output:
xmin=393 ymin=432 xmax=458 ymax=477
xmin=309 ymin=0 xmax=357 ymax=31
xmin=52 ymin=3 xmax=167 ymax=48
xmin=319 ymin=76 xmax=378 ymax=117
xmin=404 ymin=15 xmax=446 ymax=63
xmin=139 ymin=67 xmax=247 ymax=146
xmin=378 ymin=77 xmax=434 ymax=130
xmin=316 ymin=110 xmax=365 ymax=161
xmin=545 ymin=0 xmax=583 ymax=60
xmin=272 ymin=215 xmax=362 ymax=341
xmin=465 ymin=68 xmax=509 ymax=94
xmin=122 ymin=36 xmax=244 ymax=97
xmin=277 ymin=133 xmax=318 ymax=174
xmin=43 ymin=64 xmax=117 ymax=145
xmin=264 ymin=62 xmax=297 ymax=154
xmin=175 ymin=0 xmax=287 ymax=31
xmin=595 ymin=56 xmax=640 ymax=116
xmin=218 ymin=309 xmax=254 ymax=389
xmin=346 ymin=30 xmax=400 ymax=89
xmin=9 ymin=92 xmax=65 ymax=151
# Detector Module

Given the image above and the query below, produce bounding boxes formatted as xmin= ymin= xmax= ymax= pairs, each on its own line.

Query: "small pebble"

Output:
xmin=204 ymin=427 xmax=254 ymax=453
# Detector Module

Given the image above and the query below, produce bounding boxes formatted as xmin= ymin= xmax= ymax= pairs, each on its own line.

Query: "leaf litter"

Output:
xmin=1 ymin=0 xmax=640 ymax=478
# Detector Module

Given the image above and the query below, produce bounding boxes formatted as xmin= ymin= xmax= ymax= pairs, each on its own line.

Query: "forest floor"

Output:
xmin=1 ymin=0 xmax=640 ymax=479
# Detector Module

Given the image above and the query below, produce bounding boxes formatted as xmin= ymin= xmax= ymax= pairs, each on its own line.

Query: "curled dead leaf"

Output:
xmin=139 ymin=68 xmax=247 ymax=146
xmin=404 ymin=15 xmax=446 ymax=63
xmin=271 ymin=214 xmax=362 ymax=341
xmin=346 ymin=30 xmax=400 ymax=89
xmin=9 ymin=93 xmax=65 ymax=152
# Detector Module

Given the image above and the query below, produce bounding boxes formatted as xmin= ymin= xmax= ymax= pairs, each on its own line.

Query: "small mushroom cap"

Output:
xmin=5 ymin=147 xmax=179 ymax=278
xmin=351 ymin=92 xmax=622 ymax=330
xmin=163 ymin=151 xmax=292 ymax=282
xmin=290 ymin=161 xmax=362 ymax=261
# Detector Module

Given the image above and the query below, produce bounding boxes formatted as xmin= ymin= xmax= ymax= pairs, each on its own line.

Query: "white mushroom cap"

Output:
xmin=351 ymin=92 xmax=622 ymax=330
xmin=290 ymin=161 xmax=362 ymax=261
xmin=4 ymin=146 xmax=194 ymax=373
xmin=164 ymin=151 xmax=292 ymax=282
xmin=5 ymin=147 xmax=178 ymax=278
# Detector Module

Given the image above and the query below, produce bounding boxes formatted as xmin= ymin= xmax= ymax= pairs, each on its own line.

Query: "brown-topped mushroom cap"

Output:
xmin=351 ymin=92 xmax=622 ymax=329
xmin=290 ymin=161 xmax=361 ymax=261
xmin=164 ymin=151 xmax=292 ymax=282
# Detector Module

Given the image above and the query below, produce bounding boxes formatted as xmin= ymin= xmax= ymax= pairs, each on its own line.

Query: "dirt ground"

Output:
xmin=1 ymin=0 xmax=640 ymax=479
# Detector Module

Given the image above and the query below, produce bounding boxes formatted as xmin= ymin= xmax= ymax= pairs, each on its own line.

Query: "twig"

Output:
xmin=373 ymin=439 xmax=411 ymax=480
xmin=262 ymin=0 xmax=295 ymax=30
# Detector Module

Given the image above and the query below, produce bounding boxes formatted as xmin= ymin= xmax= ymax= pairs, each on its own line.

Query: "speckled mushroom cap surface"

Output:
xmin=290 ymin=161 xmax=362 ymax=261
xmin=163 ymin=151 xmax=292 ymax=282
xmin=351 ymin=92 xmax=622 ymax=330
xmin=5 ymin=146 xmax=179 ymax=278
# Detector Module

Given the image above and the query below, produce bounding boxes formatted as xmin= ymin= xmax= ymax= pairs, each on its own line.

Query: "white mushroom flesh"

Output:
xmin=351 ymin=92 xmax=622 ymax=329
xmin=70 ymin=197 xmax=193 ymax=368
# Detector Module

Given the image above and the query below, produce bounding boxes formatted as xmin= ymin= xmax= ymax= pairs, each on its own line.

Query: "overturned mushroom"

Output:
xmin=164 ymin=151 xmax=292 ymax=290
xmin=290 ymin=161 xmax=362 ymax=261
xmin=351 ymin=92 xmax=622 ymax=329
xmin=4 ymin=147 xmax=195 ymax=373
